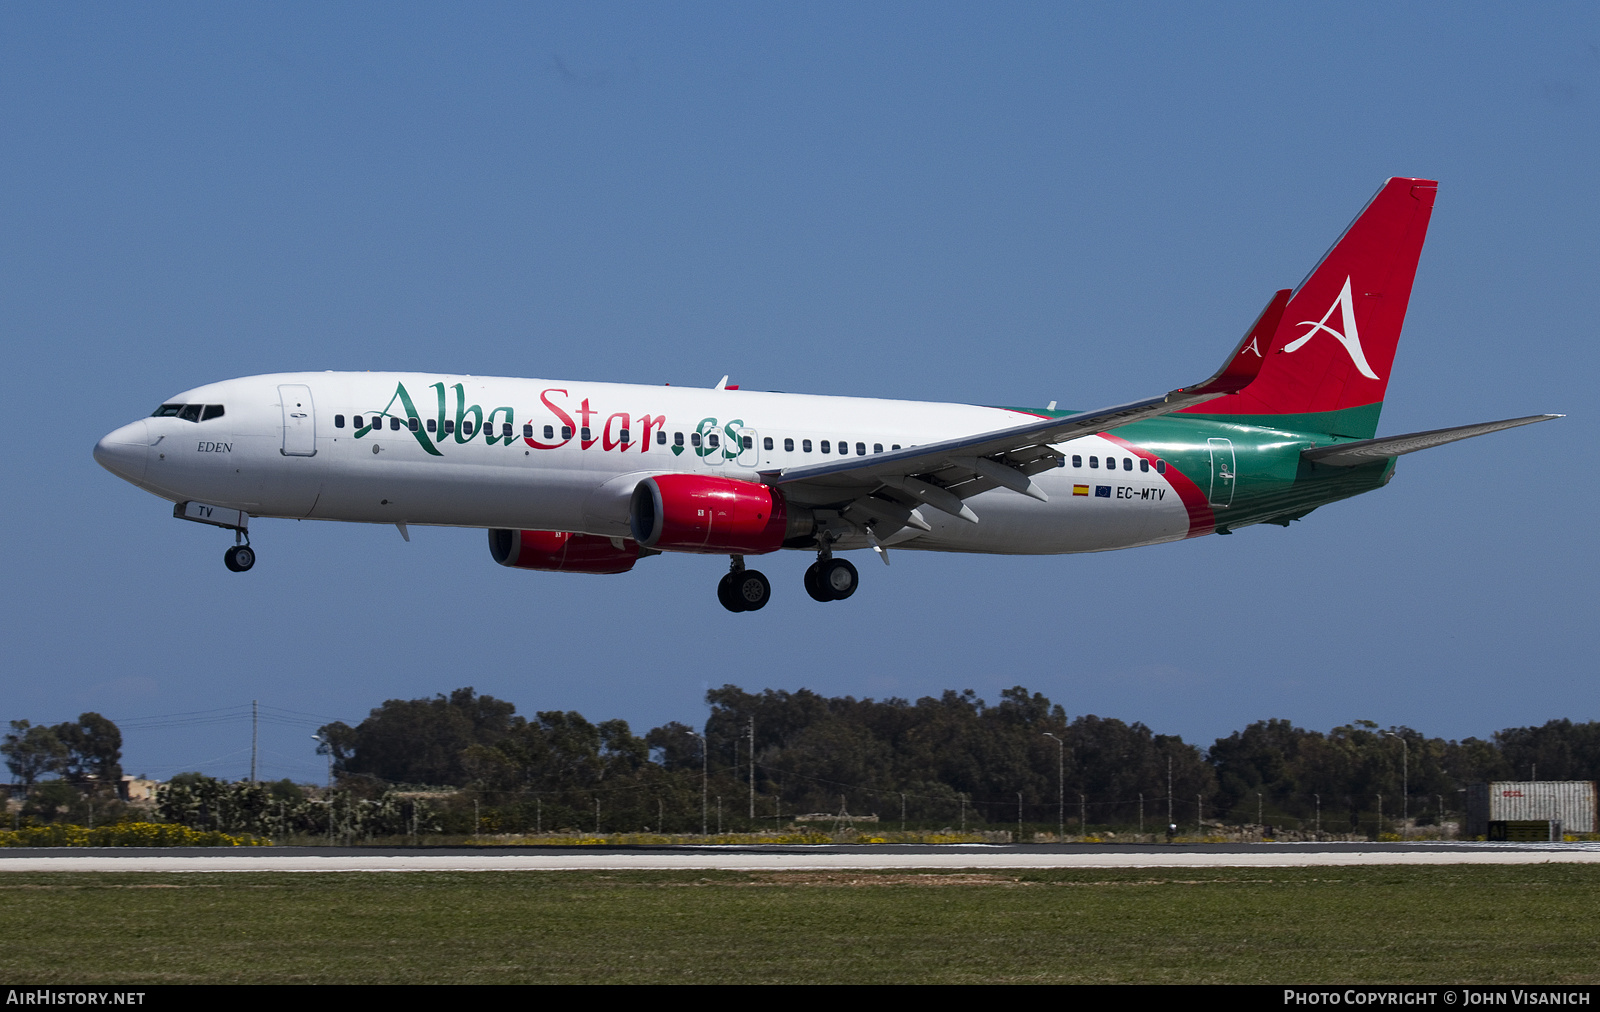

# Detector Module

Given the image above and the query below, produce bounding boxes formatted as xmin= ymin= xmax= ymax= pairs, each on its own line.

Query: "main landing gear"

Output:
xmin=717 ymin=556 xmax=772 ymax=613
xmin=715 ymin=548 xmax=861 ymax=612
xmin=804 ymin=556 xmax=858 ymax=602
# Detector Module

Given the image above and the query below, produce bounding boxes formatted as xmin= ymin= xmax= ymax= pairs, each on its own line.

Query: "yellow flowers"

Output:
xmin=0 ymin=822 xmax=271 ymax=848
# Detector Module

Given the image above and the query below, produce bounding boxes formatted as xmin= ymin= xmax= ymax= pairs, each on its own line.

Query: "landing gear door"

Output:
xmin=1207 ymin=437 xmax=1235 ymax=507
xmin=279 ymin=384 xmax=317 ymax=457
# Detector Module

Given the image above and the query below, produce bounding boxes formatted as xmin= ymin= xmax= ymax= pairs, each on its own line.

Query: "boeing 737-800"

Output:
xmin=94 ymin=178 xmax=1557 ymax=611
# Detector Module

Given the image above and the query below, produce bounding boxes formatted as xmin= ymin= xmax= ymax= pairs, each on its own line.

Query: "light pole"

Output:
xmin=1043 ymin=732 xmax=1065 ymax=841
xmin=310 ymin=734 xmax=333 ymax=789
xmin=689 ymin=730 xmax=708 ymax=836
xmin=1384 ymin=732 xmax=1409 ymax=837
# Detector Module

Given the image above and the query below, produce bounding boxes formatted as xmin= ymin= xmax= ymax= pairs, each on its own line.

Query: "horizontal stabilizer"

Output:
xmin=1301 ymin=414 xmax=1561 ymax=467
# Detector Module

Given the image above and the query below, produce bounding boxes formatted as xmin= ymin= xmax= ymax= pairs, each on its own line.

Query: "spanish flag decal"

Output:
xmin=1073 ymin=484 xmax=1090 ymax=496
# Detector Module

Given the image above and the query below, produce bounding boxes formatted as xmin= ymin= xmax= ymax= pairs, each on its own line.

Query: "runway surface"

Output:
xmin=4 ymin=841 xmax=1600 ymax=872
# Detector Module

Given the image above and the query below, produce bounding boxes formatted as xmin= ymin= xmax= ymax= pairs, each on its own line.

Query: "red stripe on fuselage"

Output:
xmin=1099 ymin=431 xmax=1214 ymax=539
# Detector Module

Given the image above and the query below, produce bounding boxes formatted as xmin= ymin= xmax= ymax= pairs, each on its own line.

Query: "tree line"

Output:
xmin=310 ymin=686 xmax=1600 ymax=835
xmin=8 ymin=691 xmax=1598 ymax=836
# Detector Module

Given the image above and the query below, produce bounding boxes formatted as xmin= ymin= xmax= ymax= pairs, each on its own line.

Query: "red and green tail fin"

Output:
xmin=1181 ymin=177 xmax=1438 ymax=438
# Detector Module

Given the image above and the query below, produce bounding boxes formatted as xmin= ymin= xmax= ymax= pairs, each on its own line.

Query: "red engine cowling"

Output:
xmin=629 ymin=474 xmax=801 ymax=555
xmin=488 ymin=529 xmax=641 ymax=574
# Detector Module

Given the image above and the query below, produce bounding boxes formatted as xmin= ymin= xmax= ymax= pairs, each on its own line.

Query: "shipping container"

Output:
xmin=1465 ymin=781 xmax=1596 ymax=838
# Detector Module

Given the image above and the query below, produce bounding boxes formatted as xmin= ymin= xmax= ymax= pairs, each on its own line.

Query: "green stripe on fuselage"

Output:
xmin=1003 ymin=402 xmax=1393 ymax=531
xmin=1115 ymin=413 xmax=1393 ymax=530
xmin=1179 ymin=403 xmax=1385 ymax=441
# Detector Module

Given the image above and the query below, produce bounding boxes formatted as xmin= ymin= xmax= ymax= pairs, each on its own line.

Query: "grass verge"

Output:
xmin=2 ymin=865 xmax=1597 ymax=984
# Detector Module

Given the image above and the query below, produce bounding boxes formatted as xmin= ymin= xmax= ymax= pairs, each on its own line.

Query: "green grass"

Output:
xmin=2 ymin=866 xmax=1598 ymax=984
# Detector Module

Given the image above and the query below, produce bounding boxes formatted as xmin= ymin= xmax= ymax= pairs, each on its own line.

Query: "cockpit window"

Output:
xmin=152 ymin=403 xmax=225 ymax=422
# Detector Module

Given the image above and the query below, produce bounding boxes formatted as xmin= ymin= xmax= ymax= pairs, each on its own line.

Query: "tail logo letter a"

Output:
xmin=1282 ymin=277 xmax=1381 ymax=380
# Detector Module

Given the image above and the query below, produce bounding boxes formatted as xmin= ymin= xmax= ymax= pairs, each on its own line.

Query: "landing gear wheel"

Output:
xmin=804 ymin=562 xmax=831 ymax=602
xmin=717 ymin=572 xmax=743 ymax=611
xmin=719 ymin=570 xmax=772 ymax=612
xmin=820 ymin=557 xmax=858 ymax=600
xmin=224 ymin=545 xmax=256 ymax=573
xmin=734 ymin=569 xmax=770 ymax=611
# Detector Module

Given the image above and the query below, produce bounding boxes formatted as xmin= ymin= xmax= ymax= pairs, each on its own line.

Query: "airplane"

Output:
xmin=94 ymin=177 xmax=1558 ymax=612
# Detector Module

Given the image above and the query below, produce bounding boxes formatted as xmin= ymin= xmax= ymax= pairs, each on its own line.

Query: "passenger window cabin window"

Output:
xmin=1071 ymin=454 xmax=1082 ymax=468
xmin=708 ymin=433 xmax=719 ymax=448
xmin=874 ymin=443 xmax=883 ymax=454
xmin=1156 ymin=459 xmax=1167 ymax=474
xmin=656 ymin=431 xmax=667 ymax=445
xmin=802 ymin=439 xmax=812 ymax=452
xmin=579 ymin=426 xmax=590 ymax=441
xmin=334 ymin=414 xmax=346 ymax=429
xmin=523 ymin=424 xmax=534 ymax=438
xmin=391 ymin=417 xmax=401 ymax=431
xmin=691 ymin=433 xmax=701 ymax=447
xmin=1089 ymin=456 xmax=1099 ymax=468
xmin=821 ymin=440 xmax=831 ymax=454
xmin=742 ymin=435 xmax=753 ymax=449
xmin=561 ymin=425 xmax=573 ymax=440
xmin=764 ymin=437 xmax=774 ymax=451
xmin=1123 ymin=457 xmax=1132 ymax=471
xmin=444 ymin=419 xmax=455 ymax=435
xmin=179 ymin=404 xmax=203 ymax=422
xmin=503 ymin=423 xmax=513 ymax=439
xmin=201 ymin=405 xmax=225 ymax=421
xmin=620 ymin=428 xmax=631 ymax=444
xmin=892 ymin=444 xmax=901 ymax=451
xmin=855 ymin=442 xmax=865 ymax=455
xmin=675 ymin=432 xmax=685 ymax=446
xmin=1139 ymin=458 xmax=1149 ymax=472
xmin=410 ymin=418 xmax=419 ymax=432
xmin=544 ymin=425 xmax=554 ymax=440
xmin=427 ymin=419 xmax=437 ymax=432
xmin=354 ymin=416 xmax=365 ymax=429
xmin=784 ymin=438 xmax=794 ymax=452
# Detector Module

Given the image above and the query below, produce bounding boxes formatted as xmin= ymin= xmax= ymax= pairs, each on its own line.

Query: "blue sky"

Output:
xmin=3 ymin=3 xmax=1596 ymax=784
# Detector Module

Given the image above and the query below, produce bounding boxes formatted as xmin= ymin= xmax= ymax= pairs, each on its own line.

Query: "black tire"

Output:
xmin=224 ymin=545 xmax=255 ymax=573
xmin=820 ymin=557 xmax=858 ymax=600
xmin=804 ymin=562 xmax=832 ymax=602
xmin=735 ymin=569 xmax=771 ymax=611
xmin=716 ymin=572 xmax=745 ymax=612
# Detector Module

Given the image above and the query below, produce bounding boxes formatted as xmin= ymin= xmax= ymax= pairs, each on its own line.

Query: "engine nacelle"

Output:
xmin=488 ymin=529 xmax=642 ymax=574
xmin=629 ymin=474 xmax=809 ymax=555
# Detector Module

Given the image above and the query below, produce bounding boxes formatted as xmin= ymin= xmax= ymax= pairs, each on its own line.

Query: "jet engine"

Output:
xmin=488 ymin=529 xmax=643 ymax=574
xmin=629 ymin=474 xmax=811 ymax=555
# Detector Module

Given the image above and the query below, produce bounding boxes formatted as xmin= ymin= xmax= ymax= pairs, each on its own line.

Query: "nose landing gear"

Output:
xmin=223 ymin=528 xmax=255 ymax=572
xmin=717 ymin=556 xmax=771 ymax=612
xmin=173 ymin=502 xmax=256 ymax=573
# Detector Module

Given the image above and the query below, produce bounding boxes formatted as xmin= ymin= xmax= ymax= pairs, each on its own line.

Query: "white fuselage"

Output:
xmin=95 ymin=372 xmax=1195 ymax=556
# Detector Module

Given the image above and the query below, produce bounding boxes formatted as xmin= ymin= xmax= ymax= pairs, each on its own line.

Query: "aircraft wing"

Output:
xmin=760 ymin=290 xmax=1291 ymax=536
xmin=1300 ymin=414 xmax=1561 ymax=467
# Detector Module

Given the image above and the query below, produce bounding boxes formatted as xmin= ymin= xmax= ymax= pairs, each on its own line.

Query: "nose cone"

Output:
xmin=94 ymin=420 xmax=151 ymax=484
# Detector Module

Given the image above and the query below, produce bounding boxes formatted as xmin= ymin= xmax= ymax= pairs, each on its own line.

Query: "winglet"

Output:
xmin=1176 ymin=288 xmax=1291 ymax=397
